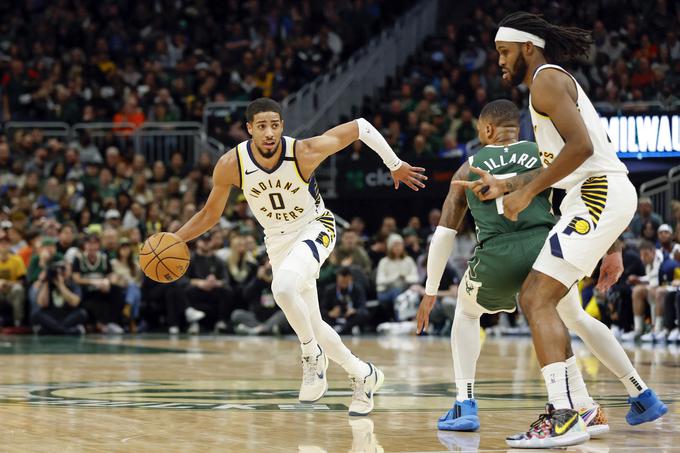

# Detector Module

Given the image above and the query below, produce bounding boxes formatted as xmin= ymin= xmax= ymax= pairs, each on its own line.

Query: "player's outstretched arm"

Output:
xmin=175 ymin=150 xmax=238 ymax=243
xmin=297 ymin=118 xmax=427 ymax=191
xmin=416 ymin=163 xmax=470 ymax=334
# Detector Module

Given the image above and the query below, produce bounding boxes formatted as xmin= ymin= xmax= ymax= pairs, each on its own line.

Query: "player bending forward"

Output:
xmin=416 ymin=100 xmax=665 ymax=447
xmin=176 ymin=98 xmax=427 ymax=415
xmin=456 ymin=12 xmax=666 ymax=448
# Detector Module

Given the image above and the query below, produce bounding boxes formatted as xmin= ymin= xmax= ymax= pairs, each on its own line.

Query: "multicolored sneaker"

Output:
xmin=506 ymin=404 xmax=590 ymax=449
xmin=438 ymin=399 xmax=480 ymax=431
xmin=627 ymin=389 xmax=668 ymax=425
xmin=578 ymin=404 xmax=609 ymax=437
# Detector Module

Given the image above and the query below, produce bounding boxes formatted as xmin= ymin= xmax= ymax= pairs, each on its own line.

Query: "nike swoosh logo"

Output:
xmin=365 ymin=391 xmax=372 ymax=400
xmin=554 ymin=413 xmax=578 ymax=435
xmin=245 ymin=169 xmax=258 ymax=175
xmin=317 ymin=372 xmax=324 ymax=379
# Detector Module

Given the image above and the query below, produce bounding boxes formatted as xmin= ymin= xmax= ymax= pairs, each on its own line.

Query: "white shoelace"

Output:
xmin=350 ymin=376 xmax=369 ymax=404
xmin=302 ymin=356 xmax=318 ymax=385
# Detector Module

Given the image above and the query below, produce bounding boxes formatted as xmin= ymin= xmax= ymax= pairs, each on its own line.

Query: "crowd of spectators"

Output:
xmin=351 ymin=0 xmax=680 ymax=167
xmin=0 ymin=0 xmax=410 ymax=147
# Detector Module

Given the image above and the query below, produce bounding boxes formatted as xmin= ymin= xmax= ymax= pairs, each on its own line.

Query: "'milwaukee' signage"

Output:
xmin=601 ymin=114 xmax=680 ymax=158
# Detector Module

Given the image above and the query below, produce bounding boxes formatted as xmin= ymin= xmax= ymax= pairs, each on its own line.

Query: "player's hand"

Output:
xmin=392 ymin=161 xmax=427 ymax=191
xmin=416 ymin=294 xmax=437 ymax=334
xmin=502 ymin=188 xmax=533 ymax=221
xmin=597 ymin=251 xmax=624 ymax=292
xmin=451 ymin=166 xmax=504 ymax=200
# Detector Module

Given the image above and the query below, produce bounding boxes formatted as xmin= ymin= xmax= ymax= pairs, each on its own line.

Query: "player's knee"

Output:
xmin=271 ymin=271 xmax=300 ymax=305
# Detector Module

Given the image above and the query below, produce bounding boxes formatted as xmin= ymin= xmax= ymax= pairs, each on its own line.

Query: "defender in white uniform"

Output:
xmin=458 ymin=12 xmax=666 ymax=449
xmin=175 ymin=98 xmax=427 ymax=416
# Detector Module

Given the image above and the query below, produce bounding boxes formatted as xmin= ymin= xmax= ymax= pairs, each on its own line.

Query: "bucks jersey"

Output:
xmin=466 ymin=141 xmax=555 ymax=244
xmin=236 ymin=136 xmax=325 ymax=237
xmin=529 ymin=64 xmax=628 ymax=190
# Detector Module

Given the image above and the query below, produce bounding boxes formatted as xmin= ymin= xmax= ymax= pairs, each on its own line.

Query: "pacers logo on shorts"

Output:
xmin=563 ymin=217 xmax=591 ymax=236
xmin=315 ymin=231 xmax=331 ymax=248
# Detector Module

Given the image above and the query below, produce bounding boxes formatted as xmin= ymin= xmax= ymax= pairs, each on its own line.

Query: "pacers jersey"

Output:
xmin=236 ymin=136 xmax=325 ymax=237
xmin=466 ymin=141 xmax=555 ymax=244
xmin=529 ymin=64 xmax=628 ymax=190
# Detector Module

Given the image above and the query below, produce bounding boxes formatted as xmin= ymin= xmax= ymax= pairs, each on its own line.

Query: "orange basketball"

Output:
xmin=139 ymin=232 xmax=190 ymax=283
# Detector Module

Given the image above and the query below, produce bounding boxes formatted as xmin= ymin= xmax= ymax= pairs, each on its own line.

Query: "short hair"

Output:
xmin=479 ymin=99 xmax=520 ymax=128
xmin=246 ymin=98 xmax=282 ymax=122
xmin=639 ymin=240 xmax=655 ymax=252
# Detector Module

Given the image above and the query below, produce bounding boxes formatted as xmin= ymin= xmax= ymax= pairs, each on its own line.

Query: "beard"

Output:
xmin=510 ymin=53 xmax=528 ymax=86
xmin=254 ymin=141 xmax=278 ymax=158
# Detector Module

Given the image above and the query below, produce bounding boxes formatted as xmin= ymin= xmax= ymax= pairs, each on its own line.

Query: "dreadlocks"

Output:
xmin=499 ymin=12 xmax=592 ymax=63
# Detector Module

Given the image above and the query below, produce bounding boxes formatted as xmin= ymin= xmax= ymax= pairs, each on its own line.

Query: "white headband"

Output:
xmin=495 ymin=26 xmax=545 ymax=48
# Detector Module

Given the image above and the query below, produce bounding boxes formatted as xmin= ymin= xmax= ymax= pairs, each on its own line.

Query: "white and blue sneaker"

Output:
xmin=348 ymin=363 xmax=384 ymax=416
xmin=299 ymin=345 xmax=328 ymax=403
xmin=438 ymin=399 xmax=480 ymax=431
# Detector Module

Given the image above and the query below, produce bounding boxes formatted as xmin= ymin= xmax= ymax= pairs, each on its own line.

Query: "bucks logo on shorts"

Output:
xmin=563 ymin=217 xmax=591 ymax=236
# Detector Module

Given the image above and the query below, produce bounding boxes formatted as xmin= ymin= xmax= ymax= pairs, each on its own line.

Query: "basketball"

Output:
xmin=139 ymin=232 xmax=190 ymax=283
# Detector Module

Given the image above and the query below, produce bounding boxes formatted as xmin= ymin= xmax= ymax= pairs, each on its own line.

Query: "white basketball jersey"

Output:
xmin=236 ymin=136 xmax=325 ymax=237
xmin=529 ymin=64 xmax=628 ymax=190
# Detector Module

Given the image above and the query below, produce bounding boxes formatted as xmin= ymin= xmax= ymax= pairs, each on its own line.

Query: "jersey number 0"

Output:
xmin=269 ymin=193 xmax=286 ymax=210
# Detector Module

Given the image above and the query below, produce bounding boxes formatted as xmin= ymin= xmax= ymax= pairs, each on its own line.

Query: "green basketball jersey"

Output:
xmin=466 ymin=141 xmax=556 ymax=243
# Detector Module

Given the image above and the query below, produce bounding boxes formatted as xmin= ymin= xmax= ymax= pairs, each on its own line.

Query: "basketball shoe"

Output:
xmin=506 ymin=404 xmax=589 ymax=448
xmin=299 ymin=345 xmax=328 ymax=403
xmin=348 ymin=363 xmax=384 ymax=416
xmin=578 ymin=403 xmax=609 ymax=437
xmin=438 ymin=399 xmax=480 ymax=431
xmin=626 ymin=389 xmax=667 ymax=425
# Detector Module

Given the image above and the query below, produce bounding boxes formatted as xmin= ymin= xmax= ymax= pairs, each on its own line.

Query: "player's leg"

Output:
xmin=300 ymin=283 xmax=383 ymax=416
xmin=438 ymin=274 xmax=487 ymax=432
xmin=506 ymin=267 xmax=590 ymax=449
xmin=557 ymin=286 xmax=667 ymax=425
xmin=271 ymin=250 xmax=328 ymax=403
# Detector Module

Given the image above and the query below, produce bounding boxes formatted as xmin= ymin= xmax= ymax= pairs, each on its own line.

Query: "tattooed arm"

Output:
xmin=440 ymin=162 xmax=471 ymax=229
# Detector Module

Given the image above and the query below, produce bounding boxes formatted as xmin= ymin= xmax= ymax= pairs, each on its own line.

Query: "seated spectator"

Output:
xmin=622 ymin=240 xmax=666 ymax=341
xmin=608 ymin=240 xmax=646 ymax=337
xmin=335 ymin=230 xmax=372 ymax=275
xmin=31 ymin=261 xmax=87 ymax=335
xmin=630 ymin=197 xmax=663 ymax=237
xmin=322 ymin=267 xmax=369 ymax=335
xmin=0 ymin=233 xmax=26 ymax=326
xmin=232 ymin=261 xmax=290 ymax=336
xmin=185 ymin=232 xmax=233 ymax=334
xmin=71 ymin=234 xmax=126 ymax=334
xmin=111 ymin=238 xmax=143 ymax=329
xmin=376 ymin=234 xmax=419 ymax=321
xmin=225 ymin=233 xmax=258 ymax=306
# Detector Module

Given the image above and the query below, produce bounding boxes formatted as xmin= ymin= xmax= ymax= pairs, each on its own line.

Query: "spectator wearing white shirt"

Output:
xmin=376 ymin=234 xmax=418 ymax=321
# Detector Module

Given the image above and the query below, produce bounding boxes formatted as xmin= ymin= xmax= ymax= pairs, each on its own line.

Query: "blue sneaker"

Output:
xmin=626 ymin=389 xmax=668 ymax=425
xmin=438 ymin=399 xmax=480 ymax=431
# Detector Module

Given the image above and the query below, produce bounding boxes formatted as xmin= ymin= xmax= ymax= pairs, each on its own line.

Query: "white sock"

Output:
xmin=620 ymin=370 xmax=648 ymax=397
xmin=654 ymin=316 xmax=664 ymax=333
xmin=565 ymin=356 xmax=594 ymax=409
xmin=455 ymin=379 xmax=474 ymax=402
xmin=634 ymin=316 xmax=644 ymax=334
xmin=300 ymin=285 xmax=371 ymax=377
xmin=542 ymin=362 xmax=572 ymax=409
xmin=301 ymin=338 xmax=319 ymax=356
xmin=451 ymin=302 xmax=482 ymax=403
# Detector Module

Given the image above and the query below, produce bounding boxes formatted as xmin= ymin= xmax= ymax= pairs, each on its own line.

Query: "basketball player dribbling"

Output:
xmin=416 ymin=99 xmax=665 ymax=443
xmin=461 ymin=12 xmax=667 ymax=448
xmin=175 ymin=98 xmax=427 ymax=415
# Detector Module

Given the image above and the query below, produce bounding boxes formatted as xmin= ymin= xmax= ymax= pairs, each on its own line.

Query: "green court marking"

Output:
xmin=0 ymin=335 xmax=189 ymax=355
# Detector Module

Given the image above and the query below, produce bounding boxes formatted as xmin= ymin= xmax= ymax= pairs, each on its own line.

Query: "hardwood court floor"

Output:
xmin=0 ymin=334 xmax=677 ymax=452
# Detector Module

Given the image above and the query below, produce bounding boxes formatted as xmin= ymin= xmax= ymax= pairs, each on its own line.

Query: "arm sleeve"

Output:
xmin=425 ymin=226 xmax=458 ymax=295
xmin=356 ymin=118 xmax=402 ymax=171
